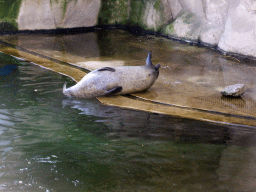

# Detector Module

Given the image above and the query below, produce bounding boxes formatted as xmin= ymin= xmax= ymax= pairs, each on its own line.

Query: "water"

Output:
xmin=1 ymin=52 xmax=256 ymax=192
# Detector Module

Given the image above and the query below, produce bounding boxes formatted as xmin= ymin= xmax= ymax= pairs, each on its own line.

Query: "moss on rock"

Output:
xmin=0 ymin=20 xmax=18 ymax=32
xmin=0 ymin=0 xmax=22 ymax=32
xmin=128 ymin=0 xmax=146 ymax=27
xmin=98 ymin=0 xmax=129 ymax=25
xmin=129 ymin=0 xmax=165 ymax=31
xmin=98 ymin=0 xmax=164 ymax=31
xmin=162 ymin=11 xmax=203 ymax=41
xmin=153 ymin=0 xmax=161 ymax=11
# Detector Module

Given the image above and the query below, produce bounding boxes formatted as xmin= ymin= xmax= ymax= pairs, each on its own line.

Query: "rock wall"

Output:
xmin=1 ymin=0 xmax=256 ymax=58
xmin=218 ymin=0 xmax=256 ymax=57
xmin=98 ymin=0 xmax=256 ymax=58
xmin=161 ymin=0 xmax=230 ymax=45
xmin=17 ymin=0 xmax=101 ymax=30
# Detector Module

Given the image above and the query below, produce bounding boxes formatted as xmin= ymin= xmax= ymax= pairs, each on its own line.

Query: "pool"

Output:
xmin=1 ymin=52 xmax=256 ymax=191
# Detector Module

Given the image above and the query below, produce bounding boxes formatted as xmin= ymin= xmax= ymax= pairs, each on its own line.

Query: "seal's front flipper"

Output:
xmin=105 ymin=86 xmax=123 ymax=96
xmin=97 ymin=67 xmax=116 ymax=72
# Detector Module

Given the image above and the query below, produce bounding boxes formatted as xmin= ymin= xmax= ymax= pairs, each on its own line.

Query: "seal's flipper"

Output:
xmin=105 ymin=86 xmax=123 ymax=96
xmin=97 ymin=67 xmax=116 ymax=72
xmin=146 ymin=51 xmax=153 ymax=66
xmin=63 ymin=82 xmax=67 ymax=92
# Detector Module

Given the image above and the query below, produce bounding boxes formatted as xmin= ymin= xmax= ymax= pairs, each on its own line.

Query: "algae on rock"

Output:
xmin=128 ymin=0 xmax=145 ymax=27
xmin=98 ymin=0 xmax=165 ymax=31
xmin=0 ymin=0 xmax=22 ymax=32
xmin=141 ymin=0 xmax=164 ymax=31
xmin=162 ymin=11 xmax=204 ymax=41
xmin=98 ymin=0 xmax=130 ymax=25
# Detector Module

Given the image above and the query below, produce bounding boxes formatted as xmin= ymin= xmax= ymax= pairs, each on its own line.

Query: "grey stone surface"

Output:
xmin=162 ymin=11 xmax=204 ymax=41
xmin=17 ymin=0 xmax=56 ymax=30
xmin=218 ymin=0 xmax=256 ymax=57
xmin=17 ymin=0 xmax=100 ymax=30
xmin=199 ymin=0 xmax=230 ymax=45
xmin=221 ymin=84 xmax=247 ymax=97
xmin=161 ymin=0 xmax=230 ymax=45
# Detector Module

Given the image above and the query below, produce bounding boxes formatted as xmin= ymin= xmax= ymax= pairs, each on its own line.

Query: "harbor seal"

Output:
xmin=63 ymin=51 xmax=160 ymax=98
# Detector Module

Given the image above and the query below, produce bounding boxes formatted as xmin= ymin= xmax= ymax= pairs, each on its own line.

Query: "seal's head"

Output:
xmin=154 ymin=63 xmax=160 ymax=79
xmin=146 ymin=51 xmax=160 ymax=79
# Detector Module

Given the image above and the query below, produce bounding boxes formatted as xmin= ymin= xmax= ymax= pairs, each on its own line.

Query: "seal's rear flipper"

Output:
xmin=146 ymin=51 xmax=153 ymax=66
xmin=105 ymin=86 xmax=123 ymax=96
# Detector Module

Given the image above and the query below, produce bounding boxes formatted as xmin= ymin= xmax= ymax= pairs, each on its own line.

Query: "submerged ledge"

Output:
xmin=0 ymin=28 xmax=256 ymax=127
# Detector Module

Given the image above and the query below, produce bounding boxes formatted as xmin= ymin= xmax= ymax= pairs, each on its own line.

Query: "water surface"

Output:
xmin=1 ymin=53 xmax=256 ymax=192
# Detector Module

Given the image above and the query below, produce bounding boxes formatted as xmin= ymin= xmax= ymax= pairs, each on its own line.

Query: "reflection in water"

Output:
xmin=0 ymin=65 xmax=17 ymax=76
xmin=16 ymin=33 xmax=100 ymax=58
xmin=0 ymin=46 xmax=256 ymax=191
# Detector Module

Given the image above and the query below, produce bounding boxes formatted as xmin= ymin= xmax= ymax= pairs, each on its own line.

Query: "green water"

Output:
xmin=1 ymin=52 xmax=256 ymax=191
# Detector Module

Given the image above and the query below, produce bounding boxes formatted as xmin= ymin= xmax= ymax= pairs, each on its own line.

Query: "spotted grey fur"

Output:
xmin=63 ymin=51 xmax=160 ymax=98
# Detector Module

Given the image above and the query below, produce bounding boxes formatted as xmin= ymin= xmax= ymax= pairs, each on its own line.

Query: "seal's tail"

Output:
xmin=63 ymin=82 xmax=67 ymax=93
